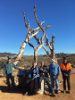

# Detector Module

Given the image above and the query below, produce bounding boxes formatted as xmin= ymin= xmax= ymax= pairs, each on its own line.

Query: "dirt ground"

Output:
xmin=0 ymin=68 xmax=75 ymax=100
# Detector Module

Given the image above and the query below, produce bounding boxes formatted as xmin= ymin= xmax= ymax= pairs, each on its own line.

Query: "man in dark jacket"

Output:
xmin=39 ymin=62 xmax=52 ymax=93
xmin=60 ymin=57 xmax=72 ymax=93
xmin=24 ymin=62 xmax=39 ymax=95
xmin=4 ymin=57 xmax=21 ymax=91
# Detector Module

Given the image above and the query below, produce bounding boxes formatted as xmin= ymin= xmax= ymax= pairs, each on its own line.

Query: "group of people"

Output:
xmin=4 ymin=57 xmax=72 ymax=96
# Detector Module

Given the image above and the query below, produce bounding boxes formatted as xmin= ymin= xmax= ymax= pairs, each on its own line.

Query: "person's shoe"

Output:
xmin=63 ymin=90 xmax=66 ymax=93
xmin=68 ymin=90 xmax=71 ymax=94
xmin=52 ymin=91 xmax=56 ymax=97
xmin=56 ymin=90 xmax=59 ymax=94
xmin=24 ymin=92 xmax=28 ymax=96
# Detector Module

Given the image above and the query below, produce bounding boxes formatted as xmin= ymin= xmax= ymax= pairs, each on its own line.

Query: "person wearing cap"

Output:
xmin=4 ymin=57 xmax=21 ymax=91
xmin=49 ymin=59 xmax=61 ymax=96
xmin=60 ymin=57 xmax=72 ymax=93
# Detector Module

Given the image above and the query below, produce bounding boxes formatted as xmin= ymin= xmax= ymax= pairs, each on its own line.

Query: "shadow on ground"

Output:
xmin=0 ymin=75 xmax=4 ymax=78
xmin=0 ymin=86 xmax=26 ymax=95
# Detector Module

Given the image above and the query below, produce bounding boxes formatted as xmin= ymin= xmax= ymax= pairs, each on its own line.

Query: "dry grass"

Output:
xmin=57 ymin=56 xmax=75 ymax=65
xmin=0 ymin=56 xmax=75 ymax=70
xmin=17 ymin=56 xmax=51 ymax=69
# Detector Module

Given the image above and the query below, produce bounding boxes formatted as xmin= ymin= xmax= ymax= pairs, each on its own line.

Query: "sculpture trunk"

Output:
xmin=34 ymin=51 xmax=37 ymax=64
xmin=13 ymin=6 xmax=57 ymax=66
xmin=14 ymin=38 xmax=28 ymax=65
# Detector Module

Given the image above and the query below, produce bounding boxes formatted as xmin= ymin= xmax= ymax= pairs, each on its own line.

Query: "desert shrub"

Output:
xmin=0 ymin=56 xmax=75 ymax=70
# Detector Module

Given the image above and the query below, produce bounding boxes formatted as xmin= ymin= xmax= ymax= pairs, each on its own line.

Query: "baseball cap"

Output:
xmin=51 ymin=59 xmax=55 ymax=62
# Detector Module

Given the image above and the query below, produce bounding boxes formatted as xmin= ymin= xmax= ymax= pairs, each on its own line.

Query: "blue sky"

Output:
xmin=0 ymin=0 xmax=75 ymax=55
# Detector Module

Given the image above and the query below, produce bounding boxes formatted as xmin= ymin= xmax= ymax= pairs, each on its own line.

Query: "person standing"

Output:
xmin=60 ymin=57 xmax=72 ymax=93
xmin=49 ymin=59 xmax=61 ymax=96
xmin=4 ymin=57 xmax=21 ymax=91
xmin=24 ymin=62 xmax=39 ymax=95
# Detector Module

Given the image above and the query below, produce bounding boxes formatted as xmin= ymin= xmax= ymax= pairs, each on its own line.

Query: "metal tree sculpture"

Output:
xmin=14 ymin=5 xmax=57 ymax=65
xmin=34 ymin=6 xmax=57 ymax=62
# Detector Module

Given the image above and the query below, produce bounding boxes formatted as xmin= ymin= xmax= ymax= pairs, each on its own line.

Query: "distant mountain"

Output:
xmin=0 ymin=52 xmax=17 ymax=57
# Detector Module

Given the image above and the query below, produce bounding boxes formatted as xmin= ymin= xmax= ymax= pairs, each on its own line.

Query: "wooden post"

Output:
xmin=37 ymin=79 xmax=45 ymax=94
xmin=40 ymin=79 xmax=45 ymax=94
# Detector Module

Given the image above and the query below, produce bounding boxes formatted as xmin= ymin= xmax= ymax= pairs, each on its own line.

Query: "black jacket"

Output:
xmin=39 ymin=65 xmax=48 ymax=77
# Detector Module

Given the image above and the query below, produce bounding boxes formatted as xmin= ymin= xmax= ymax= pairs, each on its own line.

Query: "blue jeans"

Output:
xmin=39 ymin=76 xmax=43 ymax=89
xmin=39 ymin=76 xmax=52 ymax=92
xmin=51 ymin=76 xmax=59 ymax=91
xmin=26 ymin=78 xmax=38 ymax=94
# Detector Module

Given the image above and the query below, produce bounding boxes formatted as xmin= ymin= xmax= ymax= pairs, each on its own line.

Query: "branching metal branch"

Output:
xmin=29 ymin=24 xmax=50 ymax=39
xmin=23 ymin=10 xmax=29 ymax=28
xmin=34 ymin=5 xmax=52 ymax=50
xmin=34 ymin=6 xmax=47 ymax=43
xmin=32 ymin=21 xmax=45 ymax=31
xmin=14 ymin=6 xmax=56 ymax=65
